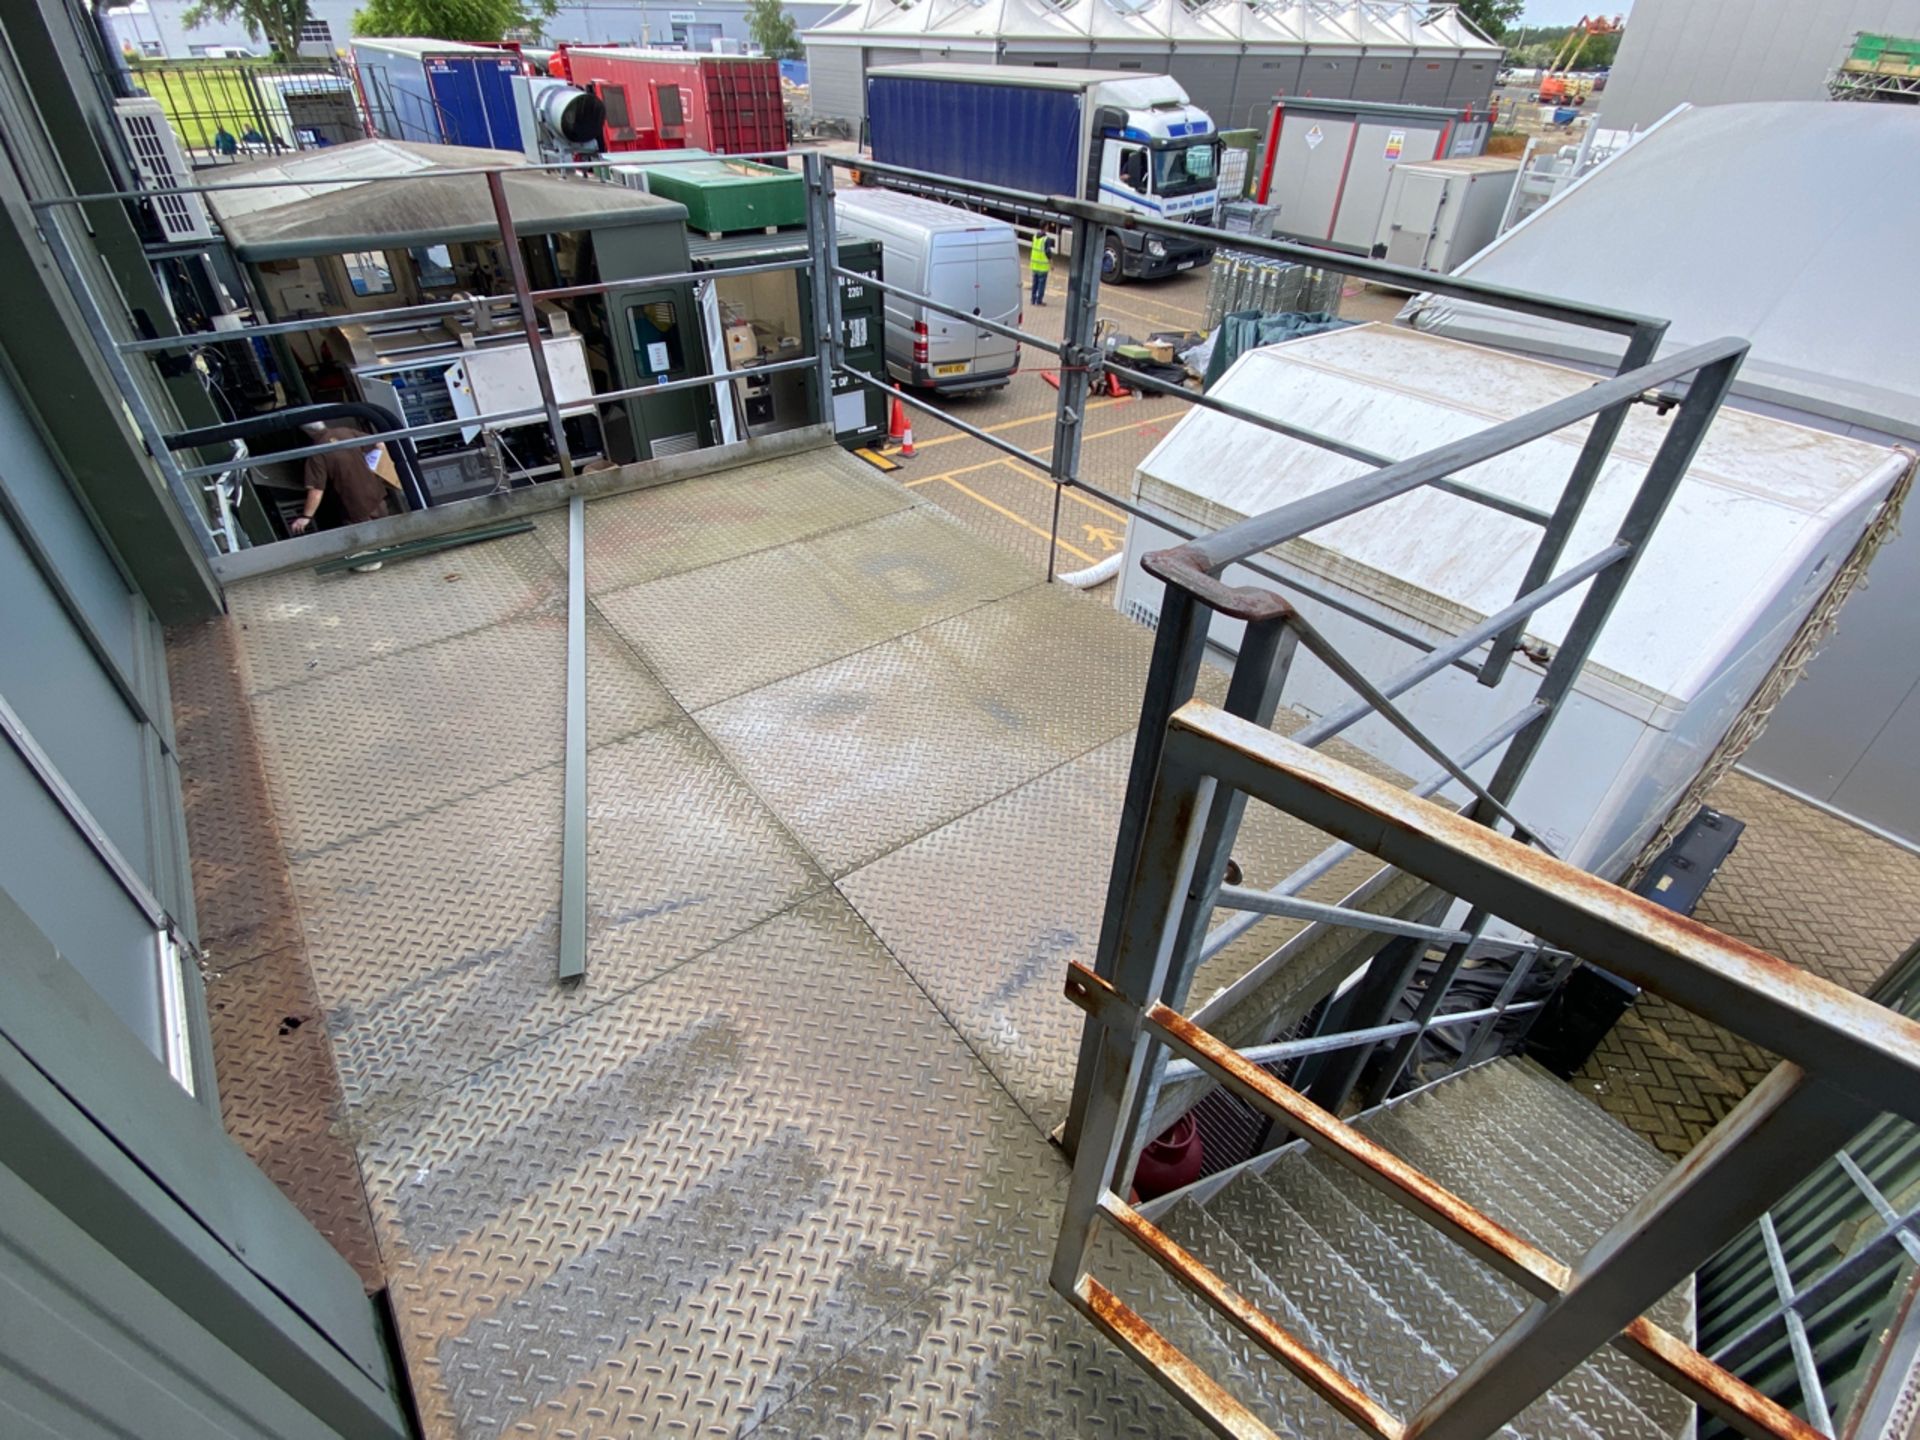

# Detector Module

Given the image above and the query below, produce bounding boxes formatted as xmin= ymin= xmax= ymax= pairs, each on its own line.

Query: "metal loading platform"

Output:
xmin=191 ymin=443 xmax=1440 ymax=1438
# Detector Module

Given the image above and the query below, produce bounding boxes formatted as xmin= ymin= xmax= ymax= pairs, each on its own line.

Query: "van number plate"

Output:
xmin=935 ymin=362 xmax=969 ymax=376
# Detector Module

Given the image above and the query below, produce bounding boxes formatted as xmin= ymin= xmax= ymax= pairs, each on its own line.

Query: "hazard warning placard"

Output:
xmin=1384 ymin=129 xmax=1406 ymax=160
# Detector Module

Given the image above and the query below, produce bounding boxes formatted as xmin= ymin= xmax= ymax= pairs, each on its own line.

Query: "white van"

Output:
xmin=834 ymin=187 xmax=1021 ymax=395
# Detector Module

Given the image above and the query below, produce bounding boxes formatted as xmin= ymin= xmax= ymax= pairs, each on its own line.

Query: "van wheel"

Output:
xmin=1101 ymin=234 xmax=1127 ymax=286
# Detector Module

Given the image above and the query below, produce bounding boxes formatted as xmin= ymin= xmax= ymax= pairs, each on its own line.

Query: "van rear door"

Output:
xmin=972 ymin=227 xmax=1020 ymax=376
xmin=926 ymin=228 xmax=1020 ymax=382
xmin=924 ymin=233 xmax=976 ymax=378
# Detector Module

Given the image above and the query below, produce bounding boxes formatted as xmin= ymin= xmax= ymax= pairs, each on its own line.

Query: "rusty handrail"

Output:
xmin=1063 ymin=961 xmax=1829 ymax=1440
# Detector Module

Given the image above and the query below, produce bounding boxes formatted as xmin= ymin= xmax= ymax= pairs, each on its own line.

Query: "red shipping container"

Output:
xmin=555 ymin=48 xmax=786 ymax=156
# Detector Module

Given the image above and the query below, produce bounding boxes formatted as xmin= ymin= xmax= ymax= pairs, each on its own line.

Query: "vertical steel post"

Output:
xmin=1475 ymin=348 xmax=1744 ymax=813
xmin=1051 ymin=744 xmax=1218 ymax=1296
xmin=1112 ymin=614 xmax=1300 ymax=1185
xmin=1046 ymin=213 xmax=1103 ymax=583
xmin=803 ymin=154 xmax=839 ymax=427
xmin=40 ymin=206 xmax=221 ymax=565
xmin=485 ymin=168 xmax=574 ymax=479
xmin=557 ymin=493 xmax=587 ymax=983
xmin=1475 ymin=320 xmax=1666 ymax=690
xmin=1061 ymin=583 xmax=1212 ymax=1155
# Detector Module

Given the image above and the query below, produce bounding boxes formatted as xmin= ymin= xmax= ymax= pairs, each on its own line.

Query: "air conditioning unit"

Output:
xmin=113 ymin=96 xmax=215 ymax=243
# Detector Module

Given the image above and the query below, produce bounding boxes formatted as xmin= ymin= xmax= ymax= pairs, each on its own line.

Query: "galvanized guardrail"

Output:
xmin=36 ymin=137 xmax=1917 ymax=1436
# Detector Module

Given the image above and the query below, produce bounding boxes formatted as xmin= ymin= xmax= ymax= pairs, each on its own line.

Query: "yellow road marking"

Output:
xmin=990 ymin=459 xmax=1127 ymax=523
xmin=930 ymin=473 xmax=1097 ymax=564
xmin=909 ymin=394 xmax=1130 ymax=451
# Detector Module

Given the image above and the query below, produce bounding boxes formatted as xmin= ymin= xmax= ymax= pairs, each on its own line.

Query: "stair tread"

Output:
xmin=1259 ymin=1154 xmax=1616 ymax=1440
xmin=1088 ymin=1216 xmax=1343 ymax=1438
xmin=1430 ymin=1056 xmax=1672 ymax=1188
xmin=1361 ymin=1086 xmax=1695 ymax=1437
xmin=1153 ymin=1205 xmax=1363 ymax=1439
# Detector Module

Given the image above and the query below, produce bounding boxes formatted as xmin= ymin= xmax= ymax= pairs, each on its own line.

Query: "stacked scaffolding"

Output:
xmin=1204 ymin=249 xmax=1344 ymax=330
xmin=1828 ymin=30 xmax=1920 ymax=102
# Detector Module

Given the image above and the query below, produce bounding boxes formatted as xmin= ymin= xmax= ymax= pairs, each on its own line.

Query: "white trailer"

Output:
xmin=1117 ymin=323 xmax=1911 ymax=880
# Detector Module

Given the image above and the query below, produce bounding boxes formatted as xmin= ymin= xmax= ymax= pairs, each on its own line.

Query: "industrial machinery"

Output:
xmin=1537 ymin=15 xmax=1624 ymax=104
xmin=509 ymin=74 xmax=605 ymax=165
xmin=550 ymin=47 xmax=786 ymax=155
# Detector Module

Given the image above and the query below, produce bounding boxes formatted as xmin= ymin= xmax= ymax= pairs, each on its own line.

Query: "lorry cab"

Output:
xmin=834 ymin=188 xmax=1021 ymax=395
xmin=1095 ymin=107 xmax=1221 ymax=281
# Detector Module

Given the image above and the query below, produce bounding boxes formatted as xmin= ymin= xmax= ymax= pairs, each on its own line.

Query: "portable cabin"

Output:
xmin=555 ymin=48 xmax=787 ymax=155
xmin=205 ymin=140 xmax=710 ymax=503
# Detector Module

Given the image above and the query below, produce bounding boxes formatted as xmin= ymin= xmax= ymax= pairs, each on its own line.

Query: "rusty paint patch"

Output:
xmin=1620 ymin=1319 xmax=1827 ymax=1440
xmin=1066 ymin=957 xmax=1828 ymax=1440
xmin=1167 ymin=701 xmax=1920 ymax=1109
xmin=1101 ymin=1195 xmax=1405 ymax=1440
xmin=1081 ymin=1276 xmax=1286 ymax=1440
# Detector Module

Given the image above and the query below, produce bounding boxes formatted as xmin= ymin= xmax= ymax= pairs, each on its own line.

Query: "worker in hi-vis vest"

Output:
xmin=1029 ymin=229 xmax=1055 ymax=307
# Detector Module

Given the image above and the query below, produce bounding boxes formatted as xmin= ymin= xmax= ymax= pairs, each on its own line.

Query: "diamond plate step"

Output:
xmin=1474 ymin=1055 xmax=1677 ymax=1188
xmin=1359 ymin=1065 xmax=1694 ymax=1437
xmin=1252 ymin=1156 xmax=1609 ymax=1440
xmin=1094 ymin=1213 xmax=1350 ymax=1439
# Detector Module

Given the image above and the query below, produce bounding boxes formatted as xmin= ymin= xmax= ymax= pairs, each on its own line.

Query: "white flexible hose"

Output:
xmin=1057 ymin=551 xmax=1124 ymax=589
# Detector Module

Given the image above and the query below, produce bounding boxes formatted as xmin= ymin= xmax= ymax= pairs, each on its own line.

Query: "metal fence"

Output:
xmin=127 ymin=60 xmax=368 ymax=160
xmin=34 ymin=143 xmax=1920 ymax=1439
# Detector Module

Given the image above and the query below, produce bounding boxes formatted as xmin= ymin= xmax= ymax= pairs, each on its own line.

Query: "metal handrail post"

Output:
xmin=1473 ymin=346 xmax=1746 ymax=819
xmin=1046 ymin=211 xmax=1103 ymax=582
xmin=1476 ymin=319 xmax=1669 ymax=689
xmin=803 ymin=154 xmax=839 ymax=429
xmin=40 ymin=205 xmax=221 ymax=567
xmin=484 ymin=168 xmax=573 ymax=479
xmin=1112 ymin=614 xmax=1301 ymax=1190
xmin=1061 ymin=583 xmax=1213 ymax=1156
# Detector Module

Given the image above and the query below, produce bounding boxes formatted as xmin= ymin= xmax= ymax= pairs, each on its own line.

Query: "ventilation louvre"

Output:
xmin=113 ymin=97 xmax=215 ymax=243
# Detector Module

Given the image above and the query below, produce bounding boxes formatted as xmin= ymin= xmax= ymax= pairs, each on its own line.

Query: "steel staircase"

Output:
xmin=1093 ymin=1056 xmax=1693 ymax=1439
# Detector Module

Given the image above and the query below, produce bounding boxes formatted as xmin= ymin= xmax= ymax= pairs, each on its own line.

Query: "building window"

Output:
xmin=299 ymin=18 xmax=332 ymax=45
xmin=343 ymin=251 xmax=395 ymax=297
xmin=411 ymin=244 xmax=456 ymax=289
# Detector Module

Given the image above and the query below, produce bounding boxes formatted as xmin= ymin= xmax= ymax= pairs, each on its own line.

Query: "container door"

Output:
xmin=475 ymin=56 xmax=525 ymax=150
xmin=621 ymin=290 xmax=708 ymax=457
xmin=1265 ymin=115 xmax=1353 ymax=239
xmin=1382 ymin=170 xmax=1449 ymax=269
xmin=424 ymin=57 xmax=483 ymax=148
xmin=1332 ymin=121 xmax=1426 ymax=250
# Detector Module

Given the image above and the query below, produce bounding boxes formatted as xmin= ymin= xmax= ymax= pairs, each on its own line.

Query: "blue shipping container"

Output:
xmin=354 ymin=42 xmax=524 ymax=153
xmin=866 ymin=75 xmax=1082 ymax=198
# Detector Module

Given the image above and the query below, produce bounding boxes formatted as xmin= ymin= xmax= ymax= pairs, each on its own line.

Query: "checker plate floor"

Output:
xmin=211 ymin=449 xmax=1424 ymax=1438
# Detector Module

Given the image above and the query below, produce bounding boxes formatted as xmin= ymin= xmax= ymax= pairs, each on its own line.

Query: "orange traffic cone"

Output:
xmin=890 ymin=389 xmax=915 ymax=457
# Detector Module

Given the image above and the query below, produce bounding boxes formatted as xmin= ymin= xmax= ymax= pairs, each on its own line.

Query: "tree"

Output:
xmin=351 ymin=0 xmax=556 ymax=44
xmin=180 ymin=0 xmax=310 ymax=61
xmin=747 ymin=0 xmax=802 ymax=60
xmin=1456 ymin=0 xmax=1524 ymax=42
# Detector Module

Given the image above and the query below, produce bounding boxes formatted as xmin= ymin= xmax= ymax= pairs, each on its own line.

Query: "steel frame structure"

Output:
xmin=36 ymin=143 xmax=1920 ymax=1438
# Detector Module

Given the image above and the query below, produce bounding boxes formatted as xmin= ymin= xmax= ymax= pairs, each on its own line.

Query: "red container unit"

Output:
xmin=551 ymin=48 xmax=785 ymax=155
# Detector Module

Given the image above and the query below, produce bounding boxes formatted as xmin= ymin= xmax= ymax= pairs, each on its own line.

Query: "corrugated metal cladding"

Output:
xmin=808 ymin=49 xmax=1498 ymax=124
xmin=805 ymin=41 xmax=866 ymax=119
xmin=1601 ymin=0 xmax=1920 ymax=127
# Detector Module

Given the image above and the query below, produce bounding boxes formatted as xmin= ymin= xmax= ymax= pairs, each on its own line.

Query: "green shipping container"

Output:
xmin=637 ymin=158 xmax=806 ymax=235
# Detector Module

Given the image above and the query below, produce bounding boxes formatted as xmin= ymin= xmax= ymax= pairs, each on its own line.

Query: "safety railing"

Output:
xmin=1055 ymin=695 xmax=1920 ymax=1440
xmin=41 ymin=126 xmax=1914 ymax=1433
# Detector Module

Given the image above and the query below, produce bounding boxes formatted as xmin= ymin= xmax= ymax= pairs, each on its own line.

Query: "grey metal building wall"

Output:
xmin=808 ymin=48 xmax=1500 ymax=124
xmin=1601 ymin=0 xmax=1920 ymax=128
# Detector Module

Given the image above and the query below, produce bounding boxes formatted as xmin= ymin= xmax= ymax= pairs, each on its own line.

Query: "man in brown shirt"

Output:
xmin=289 ymin=423 xmax=395 ymax=537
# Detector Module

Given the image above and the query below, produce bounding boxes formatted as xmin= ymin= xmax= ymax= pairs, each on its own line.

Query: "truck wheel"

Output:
xmin=1101 ymin=234 xmax=1128 ymax=286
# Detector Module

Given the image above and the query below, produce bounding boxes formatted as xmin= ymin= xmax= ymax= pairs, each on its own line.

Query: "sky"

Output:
xmin=1514 ymin=0 xmax=1634 ymax=27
